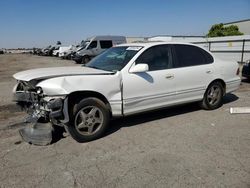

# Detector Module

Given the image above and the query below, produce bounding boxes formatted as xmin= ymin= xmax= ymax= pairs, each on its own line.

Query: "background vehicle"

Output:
xmin=39 ymin=41 xmax=62 ymax=56
xmin=13 ymin=42 xmax=241 ymax=144
xmin=32 ymin=48 xmax=42 ymax=55
xmin=72 ymin=35 xmax=126 ymax=64
xmin=58 ymin=45 xmax=76 ymax=59
xmin=242 ymin=59 xmax=250 ymax=80
xmin=52 ymin=48 xmax=60 ymax=56
xmin=40 ymin=45 xmax=52 ymax=56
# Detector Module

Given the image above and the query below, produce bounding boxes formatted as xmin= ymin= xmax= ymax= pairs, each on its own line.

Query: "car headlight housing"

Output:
xmin=36 ymin=87 xmax=43 ymax=94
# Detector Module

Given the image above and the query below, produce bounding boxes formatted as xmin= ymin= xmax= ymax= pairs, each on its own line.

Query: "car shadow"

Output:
xmin=104 ymin=93 xmax=239 ymax=137
xmin=223 ymin=93 xmax=239 ymax=104
xmin=51 ymin=126 xmax=67 ymax=144
xmin=50 ymin=93 xmax=239 ymax=144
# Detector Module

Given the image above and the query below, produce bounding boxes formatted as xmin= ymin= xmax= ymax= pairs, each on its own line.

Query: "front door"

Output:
xmin=87 ymin=40 xmax=98 ymax=56
xmin=122 ymin=44 xmax=176 ymax=115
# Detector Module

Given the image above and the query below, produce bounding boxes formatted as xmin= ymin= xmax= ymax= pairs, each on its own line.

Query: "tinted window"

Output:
xmin=87 ymin=41 xmax=97 ymax=49
xmin=173 ymin=44 xmax=213 ymax=68
xmin=202 ymin=49 xmax=214 ymax=63
xmin=100 ymin=40 xmax=113 ymax=49
xmin=136 ymin=45 xmax=172 ymax=71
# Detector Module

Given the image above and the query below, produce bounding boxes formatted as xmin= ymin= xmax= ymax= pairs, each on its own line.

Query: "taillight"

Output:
xmin=236 ymin=68 xmax=240 ymax=75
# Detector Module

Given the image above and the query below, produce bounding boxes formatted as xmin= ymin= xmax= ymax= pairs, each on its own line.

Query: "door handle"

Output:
xmin=165 ymin=74 xmax=174 ymax=79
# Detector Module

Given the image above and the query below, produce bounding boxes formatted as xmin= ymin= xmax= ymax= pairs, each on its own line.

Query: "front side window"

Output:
xmin=87 ymin=41 xmax=97 ymax=49
xmin=100 ymin=40 xmax=113 ymax=49
xmin=173 ymin=44 xmax=213 ymax=68
xmin=85 ymin=46 xmax=142 ymax=72
xmin=135 ymin=45 xmax=172 ymax=71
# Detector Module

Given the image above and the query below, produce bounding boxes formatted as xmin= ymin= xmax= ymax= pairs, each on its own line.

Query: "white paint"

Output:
xmin=230 ymin=107 xmax=250 ymax=114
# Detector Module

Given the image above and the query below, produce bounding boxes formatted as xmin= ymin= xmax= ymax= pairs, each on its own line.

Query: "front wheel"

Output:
xmin=200 ymin=82 xmax=224 ymax=110
xmin=82 ymin=56 xmax=90 ymax=64
xmin=67 ymin=98 xmax=110 ymax=142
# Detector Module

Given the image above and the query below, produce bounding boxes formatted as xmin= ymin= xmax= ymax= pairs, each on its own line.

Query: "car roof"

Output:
xmin=116 ymin=41 xmax=213 ymax=57
xmin=87 ymin=36 xmax=126 ymax=41
xmin=117 ymin=41 xmax=201 ymax=48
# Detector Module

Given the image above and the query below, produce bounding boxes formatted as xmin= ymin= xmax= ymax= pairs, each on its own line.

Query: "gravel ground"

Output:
xmin=0 ymin=54 xmax=250 ymax=188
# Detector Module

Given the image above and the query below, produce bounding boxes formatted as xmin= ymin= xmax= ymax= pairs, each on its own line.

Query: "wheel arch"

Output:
xmin=81 ymin=54 xmax=90 ymax=58
xmin=67 ymin=90 xmax=112 ymax=118
xmin=207 ymin=79 xmax=226 ymax=95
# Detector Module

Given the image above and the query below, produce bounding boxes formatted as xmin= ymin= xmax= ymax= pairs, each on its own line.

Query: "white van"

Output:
xmin=72 ymin=36 xmax=126 ymax=63
xmin=58 ymin=45 xmax=76 ymax=59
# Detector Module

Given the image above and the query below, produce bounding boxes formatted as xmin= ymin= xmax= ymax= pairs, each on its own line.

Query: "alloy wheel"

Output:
xmin=207 ymin=85 xmax=222 ymax=105
xmin=74 ymin=106 xmax=104 ymax=136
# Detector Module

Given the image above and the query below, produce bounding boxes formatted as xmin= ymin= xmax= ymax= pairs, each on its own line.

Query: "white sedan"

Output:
xmin=13 ymin=42 xmax=241 ymax=143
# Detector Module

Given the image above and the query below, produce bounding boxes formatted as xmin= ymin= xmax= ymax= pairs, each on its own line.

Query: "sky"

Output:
xmin=0 ymin=0 xmax=249 ymax=48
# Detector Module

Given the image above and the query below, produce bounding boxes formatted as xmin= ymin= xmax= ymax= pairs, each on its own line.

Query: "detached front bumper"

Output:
xmin=13 ymin=88 xmax=68 ymax=145
xmin=19 ymin=122 xmax=53 ymax=146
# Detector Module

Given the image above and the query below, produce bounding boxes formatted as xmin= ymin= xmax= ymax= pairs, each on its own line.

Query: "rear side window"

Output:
xmin=173 ymin=44 xmax=213 ymax=68
xmin=100 ymin=40 xmax=113 ymax=49
xmin=136 ymin=45 xmax=172 ymax=71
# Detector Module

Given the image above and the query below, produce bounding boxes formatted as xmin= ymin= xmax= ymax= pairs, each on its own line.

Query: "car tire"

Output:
xmin=82 ymin=56 xmax=90 ymax=64
xmin=67 ymin=97 xmax=110 ymax=142
xmin=200 ymin=81 xmax=223 ymax=110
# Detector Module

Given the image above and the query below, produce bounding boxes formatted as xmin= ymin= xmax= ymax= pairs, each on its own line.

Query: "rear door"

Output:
xmin=170 ymin=44 xmax=215 ymax=103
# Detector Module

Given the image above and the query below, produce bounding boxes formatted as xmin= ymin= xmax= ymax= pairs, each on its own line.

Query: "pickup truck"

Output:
xmin=13 ymin=42 xmax=241 ymax=144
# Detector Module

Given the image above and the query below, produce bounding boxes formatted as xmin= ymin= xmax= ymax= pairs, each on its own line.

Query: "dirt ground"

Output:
xmin=0 ymin=54 xmax=250 ymax=188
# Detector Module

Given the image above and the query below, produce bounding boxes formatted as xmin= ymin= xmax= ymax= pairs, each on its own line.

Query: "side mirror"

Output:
xmin=130 ymin=64 xmax=149 ymax=73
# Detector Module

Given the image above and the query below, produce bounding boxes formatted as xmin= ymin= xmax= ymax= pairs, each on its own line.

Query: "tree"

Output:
xmin=207 ymin=23 xmax=243 ymax=37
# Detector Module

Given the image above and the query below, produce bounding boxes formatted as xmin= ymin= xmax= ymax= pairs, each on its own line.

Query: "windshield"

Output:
xmin=85 ymin=46 xmax=142 ymax=72
xmin=77 ymin=41 xmax=90 ymax=51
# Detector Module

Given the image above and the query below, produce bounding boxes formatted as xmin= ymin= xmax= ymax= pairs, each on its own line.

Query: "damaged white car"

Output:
xmin=13 ymin=42 xmax=241 ymax=144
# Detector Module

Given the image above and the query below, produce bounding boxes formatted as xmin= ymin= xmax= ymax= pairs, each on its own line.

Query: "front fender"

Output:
xmin=37 ymin=73 xmax=123 ymax=116
xmin=37 ymin=77 xmax=71 ymax=95
xmin=37 ymin=73 xmax=122 ymax=102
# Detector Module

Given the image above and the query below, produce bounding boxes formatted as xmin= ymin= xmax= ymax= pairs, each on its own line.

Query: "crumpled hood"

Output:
xmin=13 ymin=66 xmax=113 ymax=81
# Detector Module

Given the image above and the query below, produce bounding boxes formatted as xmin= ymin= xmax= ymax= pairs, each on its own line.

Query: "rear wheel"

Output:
xmin=67 ymin=97 xmax=110 ymax=142
xmin=200 ymin=82 xmax=223 ymax=110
